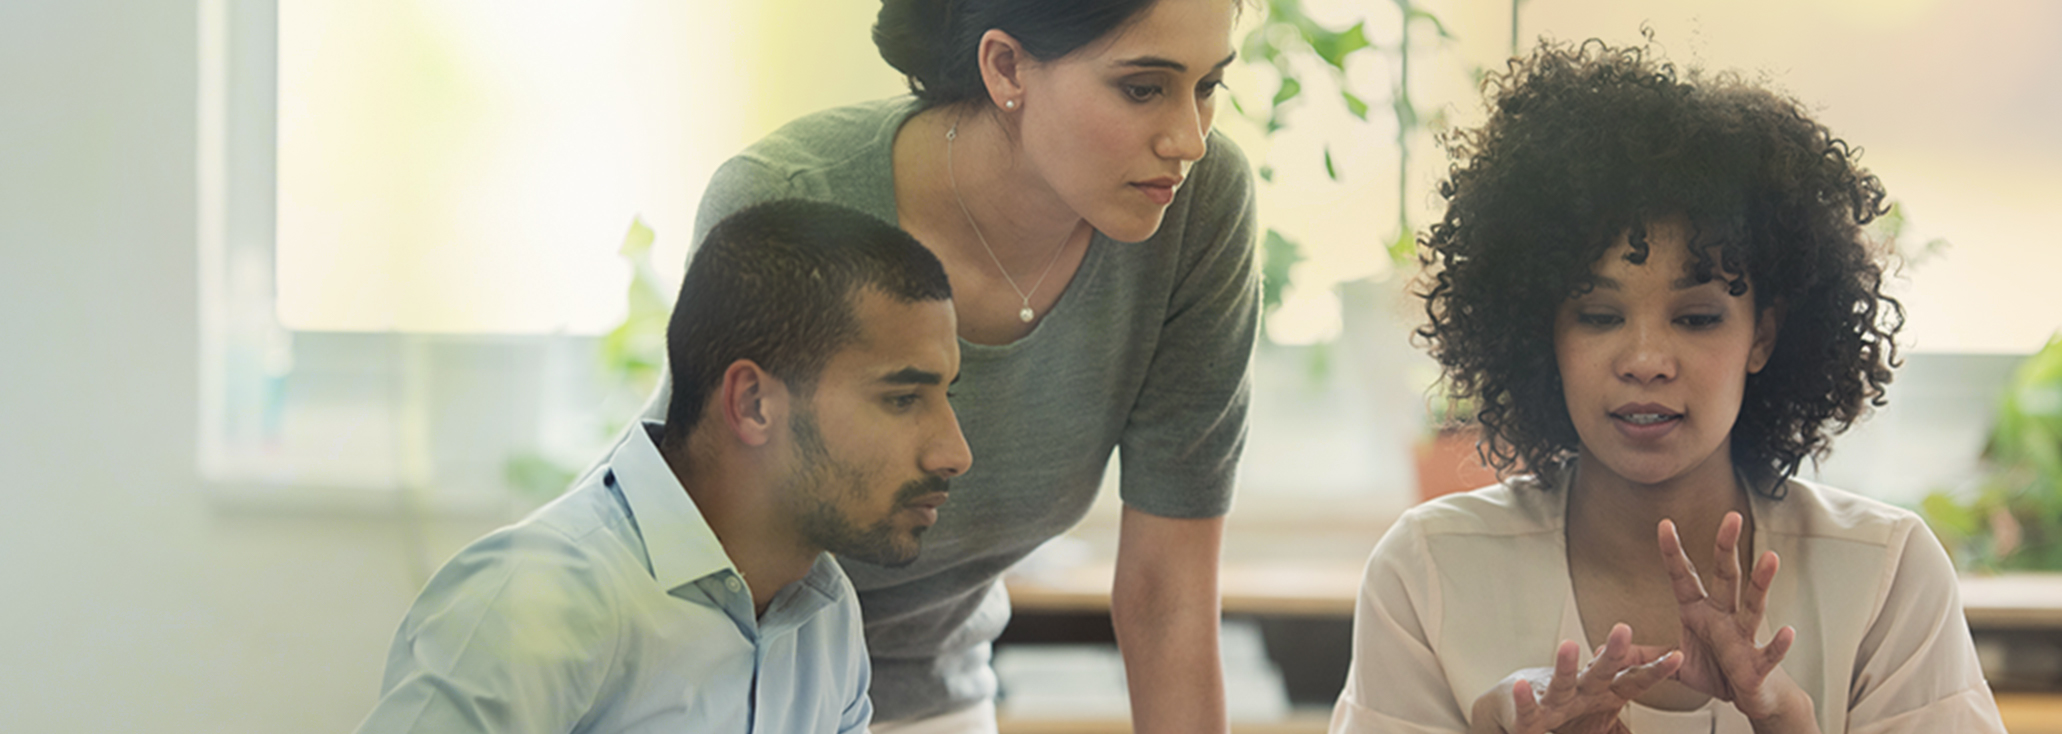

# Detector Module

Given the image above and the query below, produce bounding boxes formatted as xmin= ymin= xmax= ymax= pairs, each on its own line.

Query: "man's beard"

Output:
xmin=784 ymin=409 xmax=949 ymax=568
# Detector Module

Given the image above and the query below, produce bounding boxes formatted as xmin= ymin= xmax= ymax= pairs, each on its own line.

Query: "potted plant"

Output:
xmin=1921 ymin=333 xmax=2062 ymax=571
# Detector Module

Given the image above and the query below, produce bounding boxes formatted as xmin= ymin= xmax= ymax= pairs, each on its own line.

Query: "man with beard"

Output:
xmin=357 ymin=199 xmax=970 ymax=734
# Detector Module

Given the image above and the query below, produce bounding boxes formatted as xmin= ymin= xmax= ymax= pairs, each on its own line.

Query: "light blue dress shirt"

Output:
xmin=356 ymin=422 xmax=872 ymax=734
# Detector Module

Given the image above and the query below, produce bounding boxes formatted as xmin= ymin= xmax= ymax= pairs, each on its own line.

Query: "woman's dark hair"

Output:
xmin=873 ymin=0 xmax=1160 ymax=107
xmin=1416 ymin=37 xmax=1903 ymax=497
xmin=662 ymin=199 xmax=952 ymax=448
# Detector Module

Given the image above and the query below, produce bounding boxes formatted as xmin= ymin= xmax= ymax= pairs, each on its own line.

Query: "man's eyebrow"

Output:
xmin=1114 ymin=51 xmax=1237 ymax=73
xmin=879 ymin=367 xmax=945 ymax=386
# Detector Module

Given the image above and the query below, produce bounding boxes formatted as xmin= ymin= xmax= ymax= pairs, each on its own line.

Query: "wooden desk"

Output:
xmin=2001 ymin=692 xmax=2062 ymax=734
xmin=1011 ymin=562 xmax=2062 ymax=624
xmin=1009 ymin=560 xmax=1365 ymax=617
xmin=1003 ymin=697 xmax=2062 ymax=734
xmin=1963 ymin=574 xmax=2062 ymax=629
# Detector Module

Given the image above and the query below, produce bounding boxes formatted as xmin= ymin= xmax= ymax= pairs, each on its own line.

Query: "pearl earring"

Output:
xmin=1004 ymin=99 xmax=1018 ymax=110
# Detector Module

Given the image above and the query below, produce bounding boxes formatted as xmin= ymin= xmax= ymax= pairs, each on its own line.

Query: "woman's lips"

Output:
xmin=1610 ymin=403 xmax=1682 ymax=440
xmin=1132 ymin=177 xmax=1181 ymax=205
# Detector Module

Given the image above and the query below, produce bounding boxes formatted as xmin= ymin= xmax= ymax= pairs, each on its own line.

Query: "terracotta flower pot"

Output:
xmin=1413 ymin=426 xmax=1501 ymax=503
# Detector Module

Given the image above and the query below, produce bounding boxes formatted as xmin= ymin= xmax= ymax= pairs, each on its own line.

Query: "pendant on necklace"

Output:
xmin=1018 ymin=307 xmax=1035 ymax=323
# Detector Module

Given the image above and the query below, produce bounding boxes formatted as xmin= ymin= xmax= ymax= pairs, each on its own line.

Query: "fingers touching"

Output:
xmin=1510 ymin=624 xmax=1686 ymax=730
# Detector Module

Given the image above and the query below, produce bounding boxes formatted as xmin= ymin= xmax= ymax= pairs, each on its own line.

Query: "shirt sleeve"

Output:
xmin=1845 ymin=518 xmax=2007 ymax=734
xmin=1330 ymin=514 xmax=1472 ymax=734
xmin=355 ymin=530 xmax=622 ymax=734
xmin=1117 ymin=132 xmax=1261 ymax=519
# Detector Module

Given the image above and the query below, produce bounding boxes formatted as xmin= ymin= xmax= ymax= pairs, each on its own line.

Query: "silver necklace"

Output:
xmin=946 ymin=122 xmax=1072 ymax=323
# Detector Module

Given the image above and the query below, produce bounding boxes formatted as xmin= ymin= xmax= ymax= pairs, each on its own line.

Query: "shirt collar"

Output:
xmin=608 ymin=421 xmax=734 ymax=591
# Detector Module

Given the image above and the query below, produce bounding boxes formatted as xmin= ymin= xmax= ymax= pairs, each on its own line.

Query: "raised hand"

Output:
xmin=1652 ymin=513 xmax=1808 ymax=722
xmin=1482 ymin=623 xmax=1682 ymax=734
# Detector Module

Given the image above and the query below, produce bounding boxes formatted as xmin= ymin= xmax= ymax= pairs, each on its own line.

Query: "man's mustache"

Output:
xmin=896 ymin=475 xmax=950 ymax=504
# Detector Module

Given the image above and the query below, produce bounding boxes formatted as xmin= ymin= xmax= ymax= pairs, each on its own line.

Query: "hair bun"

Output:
xmin=874 ymin=0 xmax=953 ymax=92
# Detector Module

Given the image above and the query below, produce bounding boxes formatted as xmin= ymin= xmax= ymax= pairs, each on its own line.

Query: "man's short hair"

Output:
xmin=662 ymin=199 xmax=952 ymax=445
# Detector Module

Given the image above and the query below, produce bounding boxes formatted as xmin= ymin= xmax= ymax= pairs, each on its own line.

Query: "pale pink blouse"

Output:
xmin=1330 ymin=479 xmax=2006 ymax=734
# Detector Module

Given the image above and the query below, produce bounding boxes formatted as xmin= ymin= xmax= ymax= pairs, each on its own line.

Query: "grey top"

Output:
xmin=671 ymin=96 xmax=1259 ymax=721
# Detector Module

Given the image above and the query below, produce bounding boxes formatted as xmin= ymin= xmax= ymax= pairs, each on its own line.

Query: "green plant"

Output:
xmin=1922 ymin=334 xmax=2062 ymax=571
xmin=502 ymin=216 xmax=671 ymax=503
xmin=1239 ymin=0 xmax=1461 ymax=317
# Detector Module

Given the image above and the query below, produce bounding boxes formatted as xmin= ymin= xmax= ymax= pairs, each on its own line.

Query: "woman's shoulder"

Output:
xmin=1756 ymin=478 xmax=1929 ymax=548
xmin=1397 ymin=477 xmax=1566 ymax=539
xmin=734 ymin=96 xmax=918 ymax=172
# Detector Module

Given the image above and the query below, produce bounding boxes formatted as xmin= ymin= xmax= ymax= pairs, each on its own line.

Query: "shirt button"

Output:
xmin=725 ymin=576 xmax=743 ymax=593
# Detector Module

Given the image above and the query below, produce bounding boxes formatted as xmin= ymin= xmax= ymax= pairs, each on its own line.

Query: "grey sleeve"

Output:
xmin=1116 ymin=136 xmax=1261 ymax=519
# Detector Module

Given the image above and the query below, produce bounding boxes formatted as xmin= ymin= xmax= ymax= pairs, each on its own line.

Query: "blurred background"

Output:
xmin=3 ymin=0 xmax=2058 ymax=731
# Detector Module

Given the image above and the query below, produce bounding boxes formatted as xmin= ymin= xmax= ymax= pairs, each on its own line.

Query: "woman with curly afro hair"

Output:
xmin=1329 ymin=38 xmax=2005 ymax=734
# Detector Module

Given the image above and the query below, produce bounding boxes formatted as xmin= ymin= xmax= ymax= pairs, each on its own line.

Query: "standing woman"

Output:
xmin=662 ymin=1 xmax=1257 ymax=731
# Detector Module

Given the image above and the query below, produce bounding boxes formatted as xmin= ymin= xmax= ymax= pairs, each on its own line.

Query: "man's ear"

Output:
xmin=977 ymin=28 xmax=1028 ymax=110
xmin=718 ymin=359 xmax=787 ymax=447
xmin=1747 ymin=300 xmax=1785 ymax=374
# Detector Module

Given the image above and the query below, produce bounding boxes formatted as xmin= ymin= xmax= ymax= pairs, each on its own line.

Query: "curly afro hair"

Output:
xmin=1416 ymin=37 xmax=1903 ymax=497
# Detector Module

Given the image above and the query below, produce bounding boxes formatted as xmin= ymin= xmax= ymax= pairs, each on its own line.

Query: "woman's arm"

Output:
xmin=1330 ymin=512 xmax=1470 ymax=733
xmin=1844 ymin=518 xmax=2007 ymax=733
xmin=1112 ymin=506 xmax=1228 ymax=734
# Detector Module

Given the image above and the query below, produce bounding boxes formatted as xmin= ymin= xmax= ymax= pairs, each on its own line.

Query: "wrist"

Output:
xmin=1747 ymin=686 xmax=1818 ymax=734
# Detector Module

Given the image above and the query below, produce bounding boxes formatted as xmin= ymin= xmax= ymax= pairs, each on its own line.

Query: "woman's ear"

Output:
xmin=719 ymin=359 xmax=788 ymax=447
xmin=1747 ymin=300 xmax=1785 ymax=374
xmin=977 ymin=28 xmax=1028 ymax=111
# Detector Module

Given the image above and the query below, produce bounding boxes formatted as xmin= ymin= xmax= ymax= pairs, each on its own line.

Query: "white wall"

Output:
xmin=0 ymin=3 xmax=494 ymax=731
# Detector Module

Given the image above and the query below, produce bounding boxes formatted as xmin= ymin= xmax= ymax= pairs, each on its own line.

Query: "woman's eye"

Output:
xmin=1678 ymin=313 xmax=1724 ymax=329
xmin=1123 ymin=83 xmax=1162 ymax=102
xmin=1576 ymin=312 xmax=1622 ymax=327
xmin=1197 ymin=79 xmax=1226 ymax=99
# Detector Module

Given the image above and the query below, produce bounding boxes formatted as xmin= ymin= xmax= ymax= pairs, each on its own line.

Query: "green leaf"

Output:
xmin=1272 ymin=76 xmax=1302 ymax=108
xmin=1392 ymin=95 xmax=1420 ymax=131
xmin=1323 ymin=146 xmax=1338 ymax=181
xmin=1342 ymin=90 xmax=1369 ymax=120
xmin=619 ymin=215 xmax=654 ymax=258
xmin=1261 ymin=228 xmax=1305 ymax=314
xmin=1309 ymin=22 xmax=1372 ymax=70
xmin=1386 ymin=228 xmax=1416 ymax=265
xmin=1258 ymin=165 xmax=1275 ymax=183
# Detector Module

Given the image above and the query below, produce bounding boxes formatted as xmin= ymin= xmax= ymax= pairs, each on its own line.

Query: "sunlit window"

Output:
xmin=275 ymin=0 xmax=746 ymax=334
